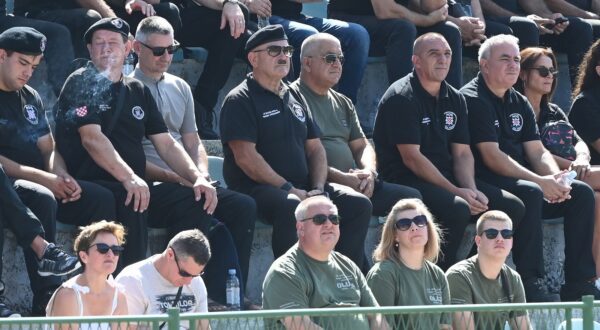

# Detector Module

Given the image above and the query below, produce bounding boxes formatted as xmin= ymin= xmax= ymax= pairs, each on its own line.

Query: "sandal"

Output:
xmin=243 ymin=298 xmax=262 ymax=310
xmin=207 ymin=298 xmax=231 ymax=312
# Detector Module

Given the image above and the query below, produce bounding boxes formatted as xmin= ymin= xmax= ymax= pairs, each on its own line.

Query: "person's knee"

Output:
xmin=453 ymin=197 xmax=472 ymax=222
xmin=437 ymin=21 xmax=461 ymax=46
xmin=344 ymin=22 xmax=370 ymax=49
xmin=388 ymin=19 xmax=417 ymax=42
xmin=570 ymin=180 xmax=595 ymax=204
xmin=565 ymin=17 xmax=593 ymax=50
xmin=508 ymin=16 xmax=539 ymax=47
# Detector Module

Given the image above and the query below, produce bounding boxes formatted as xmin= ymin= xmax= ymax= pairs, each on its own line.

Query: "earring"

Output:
xmin=394 ymin=242 xmax=399 ymax=248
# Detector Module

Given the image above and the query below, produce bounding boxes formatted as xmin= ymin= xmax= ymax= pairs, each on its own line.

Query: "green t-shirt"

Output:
xmin=366 ymin=259 xmax=451 ymax=329
xmin=291 ymin=80 xmax=364 ymax=172
xmin=262 ymin=244 xmax=378 ymax=329
xmin=446 ymin=255 xmax=527 ymax=329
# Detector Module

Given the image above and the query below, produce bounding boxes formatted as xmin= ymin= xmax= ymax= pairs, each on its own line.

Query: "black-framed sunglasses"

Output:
xmin=252 ymin=45 xmax=294 ymax=57
xmin=481 ymin=228 xmax=514 ymax=240
xmin=320 ymin=53 xmax=345 ymax=65
xmin=394 ymin=215 xmax=428 ymax=231
xmin=172 ymin=248 xmax=203 ymax=278
xmin=138 ymin=40 xmax=181 ymax=56
xmin=527 ymin=66 xmax=558 ymax=78
xmin=299 ymin=214 xmax=340 ymax=225
xmin=89 ymin=243 xmax=124 ymax=256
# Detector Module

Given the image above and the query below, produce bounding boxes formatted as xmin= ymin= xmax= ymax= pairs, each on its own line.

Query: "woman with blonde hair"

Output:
xmin=46 ymin=221 xmax=128 ymax=330
xmin=367 ymin=199 xmax=450 ymax=329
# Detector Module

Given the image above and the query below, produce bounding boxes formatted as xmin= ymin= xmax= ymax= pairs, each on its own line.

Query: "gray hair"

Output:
xmin=135 ymin=16 xmax=174 ymax=43
xmin=300 ymin=33 xmax=340 ymax=59
xmin=294 ymin=196 xmax=337 ymax=221
xmin=168 ymin=229 xmax=211 ymax=266
xmin=478 ymin=34 xmax=519 ymax=62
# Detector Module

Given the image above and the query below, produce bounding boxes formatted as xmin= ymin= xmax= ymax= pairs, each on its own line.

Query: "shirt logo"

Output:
xmin=99 ymin=104 xmax=110 ymax=112
xmin=262 ymin=109 xmax=280 ymax=118
xmin=494 ymin=120 xmax=500 ymax=127
xmin=111 ymin=18 xmax=123 ymax=29
xmin=509 ymin=113 xmax=523 ymax=132
xmin=443 ymin=111 xmax=457 ymax=130
xmin=421 ymin=117 xmax=431 ymax=125
xmin=23 ymin=104 xmax=38 ymax=125
xmin=290 ymin=103 xmax=305 ymax=122
xmin=427 ymin=288 xmax=443 ymax=305
xmin=75 ymin=106 xmax=88 ymax=117
xmin=132 ymin=106 xmax=145 ymax=120
xmin=40 ymin=38 xmax=46 ymax=52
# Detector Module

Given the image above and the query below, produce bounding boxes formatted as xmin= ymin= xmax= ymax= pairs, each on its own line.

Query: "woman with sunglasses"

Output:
xmin=515 ymin=47 xmax=600 ymax=279
xmin=366 ymin=199 xmax=450 ymax=329
xmin=46 ymin=221 xmax=127 ymax=329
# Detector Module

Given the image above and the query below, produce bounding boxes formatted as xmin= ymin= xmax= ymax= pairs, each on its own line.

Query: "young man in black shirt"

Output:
xmin=461 ymin=34 xmax=600 ymax=301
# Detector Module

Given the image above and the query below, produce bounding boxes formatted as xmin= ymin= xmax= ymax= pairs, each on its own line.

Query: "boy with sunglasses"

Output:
xmin=446 ymin=210 xmax=532 ymax=330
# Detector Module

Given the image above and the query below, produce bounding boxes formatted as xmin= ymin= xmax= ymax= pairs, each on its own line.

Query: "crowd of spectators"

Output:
xmin=3 ymin=0 xmax=600 ymax=327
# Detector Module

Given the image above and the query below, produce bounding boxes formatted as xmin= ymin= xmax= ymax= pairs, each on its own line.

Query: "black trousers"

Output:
xmin=233 ymin=182 xmax=372 ymax=270
xmin=111 ymin=3 xmax=182 ymax=38
xmin=370 ymin=180 xmax=422 ymax=216
xmin=396 ymin=175 xmax=526 ymax=271
xmin=480 ymin=174 xmax=597 ymax=283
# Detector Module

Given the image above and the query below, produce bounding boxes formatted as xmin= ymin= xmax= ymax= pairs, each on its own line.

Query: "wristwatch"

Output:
xmin=223 ymin=0 xmax=240 ymax=6
xmin=280 ymin=181 xmax=293 ymax=192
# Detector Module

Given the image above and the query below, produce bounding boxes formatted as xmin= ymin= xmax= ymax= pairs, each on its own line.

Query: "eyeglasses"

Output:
xmin=299 ymin=214 xmax=340 ymax=225
xmin=527 ymin=66 xmax=558 ymax=78
xmin=172 ymin=248 xmax=203 ymax=278
xmin=394 ymin=215 xmax=428 ymax=231
xmin=138 ymin=40 xmax=180 ymax=56
xmin=480 ymin=228 xmax=514 ymax=240
xmin=89 ymin=243 xmax=124 ymax=256
xmin=311 ymin=53 xmax=345 ymax=65
xmin=252 ymin=45 xmax=294 ymax=57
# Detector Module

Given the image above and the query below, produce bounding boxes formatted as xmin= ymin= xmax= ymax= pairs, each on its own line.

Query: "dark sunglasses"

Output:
xmin=253 ymin=45 xmax=294 ymax=57
xmin=481 ymin=228 xmax=514 ymax=240
xmin=299 ymin=214 xmax=340 ymax=225
xmin=309 ymin=53 xmax=345 ymax=65
xmin=394 ymin=215 xmax=428 ymax=231
xmin=172 ymin=248 xmax=203 ymax=278
xmin=89 ymin=243 xmax=124 ymax=256
xmin=138 ymin=40 xmax=180 ymax=56
xmin=527 ymin=66 xmax=558 ymax=78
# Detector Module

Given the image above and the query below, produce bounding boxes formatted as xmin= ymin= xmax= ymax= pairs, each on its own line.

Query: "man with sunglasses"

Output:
xmin=132 ymin=16 xmax=257 ymax=310
xmin=461 ymin=34 xmax=600 ymax=301
xmin=291 ymin=33 xmax=423 ymax=219
xmin=220 ymin=25 xmax=373 ymax=271
xmin=263 ymin=196 xmax=388 ymax=329
xmin=446 ymin=211 xmax=531 ymax=329
xmin=116 ymin=229 xmax=210 ymax=329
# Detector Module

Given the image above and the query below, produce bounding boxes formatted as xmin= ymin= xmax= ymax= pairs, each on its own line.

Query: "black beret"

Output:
xmin=0 ymin=27 xmax=47 ymax=55
xmin=84 ymin=17 xmax=130 ymax=44
xmin=245 ymin=24 xmax=287 ymax=52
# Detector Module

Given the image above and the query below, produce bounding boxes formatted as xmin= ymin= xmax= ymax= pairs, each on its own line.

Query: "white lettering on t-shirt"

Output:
xmin=421 ymin=117 xmax=431 ymax=125
xmin=427 ymin=288 xmax=443 ymax=305
xmin=262 ymin=109 xmax=281 ymax=118
xmin=335 ymin=275 xmax=356 ymax=290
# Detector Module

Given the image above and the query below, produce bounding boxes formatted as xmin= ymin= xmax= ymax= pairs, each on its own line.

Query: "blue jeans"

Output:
xmin=269 ymin=15 xmax=370 ymax=105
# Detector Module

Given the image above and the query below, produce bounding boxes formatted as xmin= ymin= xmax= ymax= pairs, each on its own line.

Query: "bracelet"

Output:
xmin=280 ymin=181 xmax=293 ymax=192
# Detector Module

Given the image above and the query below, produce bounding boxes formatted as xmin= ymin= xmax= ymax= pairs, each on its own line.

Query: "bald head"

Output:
xmin=413 ymin=32 xmax=448 ymax=56
xmin=300 ymin=33 xmax=340 ymax=59
xmin=299 ymin=33 xmax=343 ymax=93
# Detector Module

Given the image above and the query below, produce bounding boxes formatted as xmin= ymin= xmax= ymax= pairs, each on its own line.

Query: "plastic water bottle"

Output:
xmin=123 ymin=52 xmax=135 ymax=75
xmin=226 ymin=269 xmax=240 ymax=310
xmin=257 ymin=16 xmax=270 ymax=29
xmin=559 ymin=170 xmax=577 ymax=187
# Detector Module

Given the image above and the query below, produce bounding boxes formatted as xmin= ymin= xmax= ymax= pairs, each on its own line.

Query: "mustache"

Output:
xmin=277 ymin=59 xmax=288 ymax=65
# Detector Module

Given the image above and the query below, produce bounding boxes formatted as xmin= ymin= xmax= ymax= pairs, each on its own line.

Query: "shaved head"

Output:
xmin=300 ymin=32 xmax=340 ymax=59
xmin=413 ymin=32 xmax=448 ymax=56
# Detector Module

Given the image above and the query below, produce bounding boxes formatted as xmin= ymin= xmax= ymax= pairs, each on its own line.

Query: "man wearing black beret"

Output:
xmin=0 ymin=26 xmax=106 ymax=316
xmin=220 ymin=25 xmax=373 ymax=270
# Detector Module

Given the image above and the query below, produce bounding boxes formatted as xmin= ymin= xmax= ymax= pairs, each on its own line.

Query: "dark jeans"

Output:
xmin=233 ymin=182 xmax=372 ymax=269
xmin=112 ymin=3 xmax=182 ymax=38
xmin=486 ymin=16 xmax=593 ymax=84
xmin=480 ymin=174 xmax=597 ymax=283
xmin=370 ymin=180 xmax=422 ymax=216
xmin=397 ymin=175 xmax=525 ymax=270
xmin=0 ymin=15 xmax=74 ymax=96
xmin=26 ymin=8 xmax=102 ymax=59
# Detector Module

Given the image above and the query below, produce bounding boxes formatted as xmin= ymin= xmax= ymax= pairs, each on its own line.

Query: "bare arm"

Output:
xmin=145 ymin=161 xmax=191 ymax=186
xmin=452 ymin=143 xmax=478 ymax=190
xmin=305 ymin=138 xmax=327 ymax=191
xmin=518 ymin=0 xmax=554 ymax=16
xmin=349 ymin=138 xmax=377 ymax=172
xmin=545 ymin=0 xmax=599 ymax=18
xmin=480 ymin=0 xmax=516 ymax=17
xmin=48 ymin=288 xmax=80 ymax=330
xmin=76 ymin=0 xmax=117 ymax=17
xmin=228 ymin=140 xmax=288 ymax=187
xmin=523 ymin=140 xmax=560 ymax=175
xmin=281 ymin=316 xmax=323 ymax=330
xmin=181 ymin=132 xmax=209 ymax=177
xmin=593 ymin=0 xmax=600 ymax=14
xmin=453 ymin=311 xmax=475 ymax=330
xmin=510 ymin=315 xmax=533 ymax=330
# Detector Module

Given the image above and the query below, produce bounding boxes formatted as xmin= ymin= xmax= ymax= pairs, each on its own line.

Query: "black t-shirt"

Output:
xmin=329 ymin=0 xmax=377 ymax=16
xmin=461 ymin=74 xmax=540 ymax=176
xmin=220 ymin=74 xmax=321 ymax=189
xmin=13 ymin=0 xmax=77 ymax=15
xmin=272 ymin=0 xmax=303 ymax=19
xmin=373 ymin=72 xmax=470 ymax=183
xmin=566 ymin=0 xmax=591 ymax=10
xmin=55 ymin=63 xmax=168 ymax=182
xmin=569 ymin=86 xmax=600 ymax=164
xmin=490 ymin=0 xmax=525 ymax=15
xmin=0 ymin=85 xmax=49 ymax=170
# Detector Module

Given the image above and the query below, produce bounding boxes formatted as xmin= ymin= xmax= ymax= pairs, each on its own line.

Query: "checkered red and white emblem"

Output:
xmin=75 ymin=106 xmax=88 ymax=117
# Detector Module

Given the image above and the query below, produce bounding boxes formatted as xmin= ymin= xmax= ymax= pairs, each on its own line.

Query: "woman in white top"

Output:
xmin=47 ymin=220 xmax=128 ymax=330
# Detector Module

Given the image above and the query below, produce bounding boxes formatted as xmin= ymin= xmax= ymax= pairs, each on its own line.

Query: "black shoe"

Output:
xmin=523 ymin=278 xmax=560 ymax=302
xmin=194 ymin=100 xmax=219 ymax=140
xmin=0 ymin=303 xmax=20 ymax=318
xmin=37 ymin=243 xmax=81 ymax=277
xmin=31 ymin=289 xmax=55 ymax=317
xmin=560 ymin=280 xmax=600 ymax=301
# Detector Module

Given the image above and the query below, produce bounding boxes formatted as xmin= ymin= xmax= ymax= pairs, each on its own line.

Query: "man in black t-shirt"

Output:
xmin=544 ymin=0 xmax=600 ymax=39
xmin=461 ymin=34 xmax=599 ymax=301
xmin=373 ymin=33 xmax=526 ymax=275
xmin=220 ymin=25 xmax=372 ymax=269
xmin=55 ymin=18 xmax=218 ymax=271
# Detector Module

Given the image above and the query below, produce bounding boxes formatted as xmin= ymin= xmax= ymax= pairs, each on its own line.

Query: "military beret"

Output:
xmin=84 ymin=17 xmax=130 ymax=44
xmin=0 ymin=27 xmax=47 ymax=55
xmin=245 ymin=24 xmax=287 ymax=52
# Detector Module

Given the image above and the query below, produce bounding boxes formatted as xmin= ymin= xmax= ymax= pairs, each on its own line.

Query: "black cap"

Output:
xmin=245 ymin=24 xmax=287 ymax=52
xmin=84 ymin=17 xmax=130 ymax=44
xmin=0 ymin=27 xmax=47 ymax=55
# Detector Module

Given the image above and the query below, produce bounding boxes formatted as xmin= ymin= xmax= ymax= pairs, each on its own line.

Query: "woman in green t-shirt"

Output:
xmin=367 ymin=199 xmax=451 ymax=330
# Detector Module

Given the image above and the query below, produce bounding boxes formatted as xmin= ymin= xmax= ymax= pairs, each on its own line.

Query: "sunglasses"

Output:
xmin=89 ymin=243 xmax=124 ymax=256
xmin=138 ymin=40 xmax=180 ymax=56
xmin=172 ymin=248 xmax=203 ymax=278
xmin=394 ymin=215 xmax=428 ymax=231
xmin=310 ymin=53 xmax=345 ymax=65
xmin=299 ymin=214 xmax=340 ymax=225
xmin=527 ymin=66 xmax=558 ymax=78
xmin=481 ymin=228 xmax=514 ymax=240
xmin=252 ymin=45 xmax=294 ymax=57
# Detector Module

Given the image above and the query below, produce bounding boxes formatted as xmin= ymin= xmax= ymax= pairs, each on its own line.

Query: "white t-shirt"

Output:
xmin=115 ymin=255 xmax=208 ymax=319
